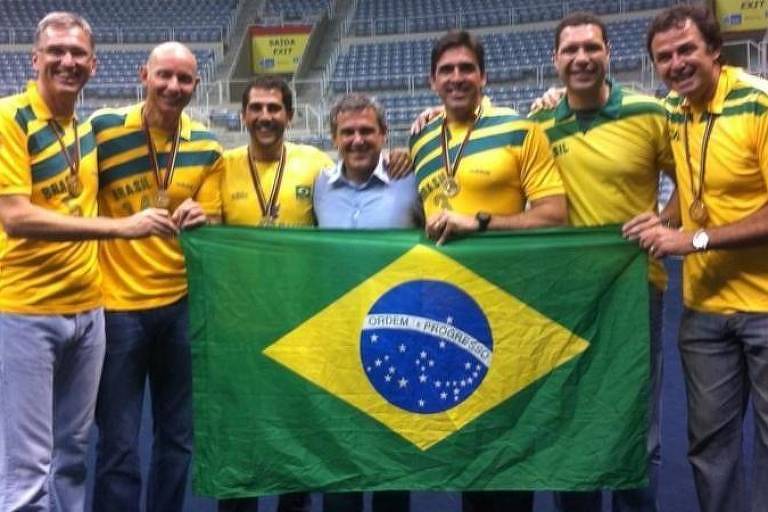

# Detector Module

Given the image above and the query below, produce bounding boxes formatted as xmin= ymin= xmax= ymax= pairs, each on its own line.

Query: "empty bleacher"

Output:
xmin=261 ymin=0 xmax=331 ymax=23
xmin=349 ymin=0 xmax=671 ymax=36
xmin=0 ymin=0 xmax=238 ymax=44
xmin=0 ymin=0 xmax=230 ymax=102
xmin=0 ymin=49 xmax=217 ymax=100
xmin=330 ymin=17 xmax=649 ymax=95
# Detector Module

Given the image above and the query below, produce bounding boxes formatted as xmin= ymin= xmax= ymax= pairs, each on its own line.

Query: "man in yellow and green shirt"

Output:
xmin=90 ymin=42 xmax=223 ymax=512
xmin=625 ymin=5 xmax=768 ymax=511
xmin=410 ymin=29 xmax=567 ymax=512
xmin=0 ymin=13 xmax=176 ymax=512
xmin=222 ymin=77 xmax=332 ymax=228
xmin=529 ymin=13 xmax=675 ymax=512
xmin=219 ymin=76 xmax=330 ymax=512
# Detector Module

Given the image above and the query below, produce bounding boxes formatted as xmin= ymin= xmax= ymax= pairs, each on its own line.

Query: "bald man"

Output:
xmin=90 ymin=42 xmax=224 ymax=511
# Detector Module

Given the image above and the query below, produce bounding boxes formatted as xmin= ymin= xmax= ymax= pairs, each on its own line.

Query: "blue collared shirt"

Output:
xmin=313 ymin=155 xmax=422 ymax=229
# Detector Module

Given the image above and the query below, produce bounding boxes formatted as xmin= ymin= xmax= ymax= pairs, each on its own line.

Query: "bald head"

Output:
xmin=146 ymin=41 xmax=198 ymax=72
xmin=141 ymin=41 xmax=200 ymax=131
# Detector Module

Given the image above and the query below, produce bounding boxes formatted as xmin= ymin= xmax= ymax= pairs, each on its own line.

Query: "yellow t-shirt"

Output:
xmin=666 ymin=66 xmax=768 ymax=313
xmin=410 ymin=102 xmax=564 ymax=217
xmin=91 ymin=103 xmax=223 ymax=311
xmin=0 ymin=82 xmax=101 ymax=314
xmin=221 ymin=142 xmax=333 ymax=227
xmin=531 ymin=84 xmax=674 ymax=290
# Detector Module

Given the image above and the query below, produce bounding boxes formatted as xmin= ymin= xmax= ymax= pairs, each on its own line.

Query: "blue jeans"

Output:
xmin=555 ymin=286 xmax=663 ymax=512
xmin=93 ymin=298 xmax=193 ymax=512
xmin=0 ymin=309 xmax=105 ymax=511
xmin=678 ymin=307 xmax=768 ymax=512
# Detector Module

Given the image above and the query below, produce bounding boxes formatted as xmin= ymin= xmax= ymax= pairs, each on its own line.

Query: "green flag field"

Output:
xmin=181 ymin=226 xmax=649 ymax=498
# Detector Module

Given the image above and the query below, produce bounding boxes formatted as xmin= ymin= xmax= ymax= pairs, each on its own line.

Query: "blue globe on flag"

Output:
xmin=360 ymin=280 xmax=493 ymax=414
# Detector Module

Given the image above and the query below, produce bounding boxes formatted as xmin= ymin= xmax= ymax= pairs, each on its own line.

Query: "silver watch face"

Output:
xmin=692 ymin=230 xmax=709 ymax=250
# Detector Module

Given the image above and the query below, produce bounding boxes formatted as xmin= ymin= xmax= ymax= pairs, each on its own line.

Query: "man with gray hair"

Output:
xmin=314 ymin=93 xmax=421 ymax=230
xmin=313 ymin=93 xmax=419 ymax=512
xmin=0 ymin=12 xmax=177 ymax=511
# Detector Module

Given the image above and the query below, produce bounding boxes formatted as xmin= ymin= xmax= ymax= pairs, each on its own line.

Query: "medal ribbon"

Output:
xmin=247 ymin=144 xmax=287 ymax=220
xmin=440 ymin=107 xmax=482 ymax=186
xmin=682 ymin=109 xmax=718 ymax=211
xmin=142 ymin=112 xmax=181 ymax=196
xmin=49 ymin=118 xmax=80 ymax=181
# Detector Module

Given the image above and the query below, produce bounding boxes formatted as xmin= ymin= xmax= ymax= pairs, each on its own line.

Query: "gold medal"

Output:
xmin=66 ymin=174 xmax=83 ymax=198
xmin=49 ymin=119 xmax=82 ymax=200
xmin=683 ymin=111 xmax=718 ymax=228
xmin=440 ymin=106 xmax=481 ymax=202
xmin=143 ymin=110 xmax=180 ymax=212
xmin=154 ymin=190 xmax=171 ymax=209
xmin=247 ymin=145 xmax=287 ymax=224
xmin=433 ymin=193 xmax=452 ymax=211
xmin=443 ymin=177 xmax=460 ymax=197
xmin=689 ymin=199 xmax=708 ymax=225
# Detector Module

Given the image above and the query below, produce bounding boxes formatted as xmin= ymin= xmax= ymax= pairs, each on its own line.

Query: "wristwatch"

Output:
xmin=692 ymin=229 xmax=710 ymax=251
xmin=476 ymin=212 xmax=491 ymax=232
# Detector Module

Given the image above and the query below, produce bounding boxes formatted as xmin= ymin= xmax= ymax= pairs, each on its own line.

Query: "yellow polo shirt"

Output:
xmin=666 ymin=66 xmax=768 ymax=313
xmin=410 ymin=101 xmax=564 ymax=217
xmin=0 ymin=82 xmax=101 ymax=314
xmin=91 ymin=103 xmax=223 ymax=311
xmin=531 ymin=83 xmax=674 ymax=290
xmin=221 ymin=142 xmax=333 ymax=227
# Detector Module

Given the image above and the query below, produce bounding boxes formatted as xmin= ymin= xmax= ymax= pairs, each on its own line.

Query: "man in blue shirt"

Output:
xmin=314 ymin=94 xmax=421 ymax=230
xmin=314 ymin=93 xmax=419 ymax=511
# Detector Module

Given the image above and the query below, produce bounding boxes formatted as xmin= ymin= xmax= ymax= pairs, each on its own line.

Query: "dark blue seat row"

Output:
xmin=0 ymin=49 xmax=216 ymax=100
xmin=331 ymin=18 xmax=648 ymax=93
xmin=350 ymin=0 xmax=674 ymax=36
xmin=0 ymin=0 xmax=237 ymax=43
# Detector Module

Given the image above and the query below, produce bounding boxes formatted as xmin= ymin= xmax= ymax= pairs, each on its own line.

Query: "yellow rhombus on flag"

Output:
xmin=264 ymin=244 xmax=589 ymax=451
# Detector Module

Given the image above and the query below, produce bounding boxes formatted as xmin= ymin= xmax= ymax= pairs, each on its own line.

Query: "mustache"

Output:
xmin=252 ymin=120 xmax=281 ymax=131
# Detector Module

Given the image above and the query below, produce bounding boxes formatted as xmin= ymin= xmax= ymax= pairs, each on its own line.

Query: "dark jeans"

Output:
xmin=93 ymin=298 xmax=193 ymax=512
xmin=678 ymin=307 xmax=768 ymax=512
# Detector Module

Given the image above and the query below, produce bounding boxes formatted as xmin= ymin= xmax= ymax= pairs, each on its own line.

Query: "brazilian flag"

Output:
xmin=181 ymin=226 xmax=649 ymax=498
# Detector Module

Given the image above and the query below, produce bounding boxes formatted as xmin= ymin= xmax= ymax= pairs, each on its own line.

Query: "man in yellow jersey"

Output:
xmin=409 ymin=30 xmax=566 ymax=511
xmin=411 ymin=17 xmax=674 ymax=509
xmin=624 ymin=5 xmax=768 ymax=512
xmin=220 ymin=78 xmax=412 ymax=512
xmin=89 ymin=42 xmax=223 ymax=512
xmin=413 ymin=30 xmax=566 ymax=250
xmin=524 ymin=13 xmax=675 ymax=512
xmin=221 ymin=76 xmax=333 ymax=228
xmin=219 ymin=77 xmax=329 ymax=512
xmin=0 ymin=12 xmax=178 ymax=512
